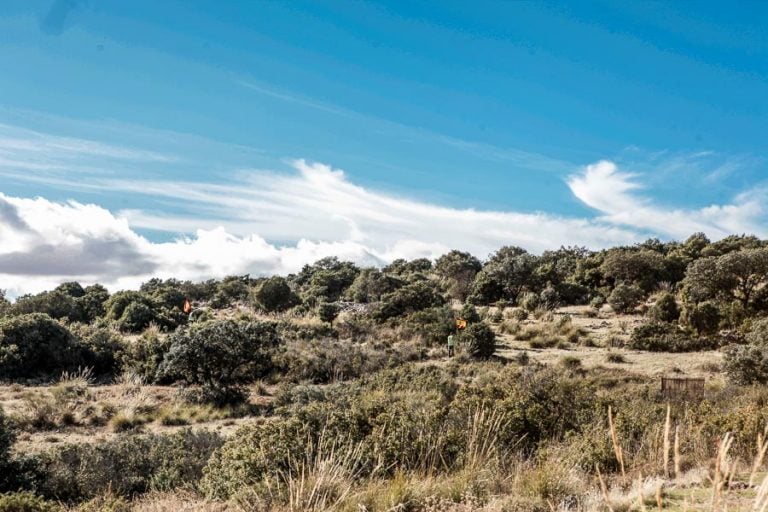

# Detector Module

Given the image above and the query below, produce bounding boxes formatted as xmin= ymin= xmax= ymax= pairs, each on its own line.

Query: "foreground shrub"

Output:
xmin=0 ymin=408 xmax=41 ymax=493
xmin=157 ymin=319 xmax=281 ymax=404
xmin=0 ymin=492 xmax=58 ymax=512
xmin=40 ymin=429 xmax=222 ymax=501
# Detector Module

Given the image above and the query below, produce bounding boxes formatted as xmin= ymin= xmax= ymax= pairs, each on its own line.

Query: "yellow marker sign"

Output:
xmin=455 ymin=318 xmax=467 ymax=330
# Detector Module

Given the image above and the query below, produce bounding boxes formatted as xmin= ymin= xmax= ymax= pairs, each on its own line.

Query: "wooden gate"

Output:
xmin=660 ymin=377 xmax=705 ymax=397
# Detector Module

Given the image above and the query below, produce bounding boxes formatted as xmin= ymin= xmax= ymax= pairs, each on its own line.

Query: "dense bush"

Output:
xmin=345 ymin=268 xmax=401 ymax=303
xmin=105 ymin=290 xmax=185 ymax=333
xmin=0 ymin=408 xmax=40 ymax=493
xmin=0 ymin=314 xmax=85 ymax=380
xmin=401 ymin=306 xmax=454 ymax=346
xmin=648 ymin=292 xmax=680 ymax=322
xmin=682 ymin=300 xmax=721 ymax=334
xmin=461 ymin=322 xmax=496 ymax=358
xmin=13 ymin=290 xmax=84 ymax=322
xmin=317 ymin=301 xmax=340 ymax=323
xmin=157 ymin=319 xmax=281 ymax=403
xmin=0 ymin=492 xmax=58 ymax=512
xmin=251 ymin=276 xmax=297 ymax=312
xmin=723 ymin=344 xmax=768 ymax=385
xmin=372 ymin=280 xmax=445 ymax=321
xmin=40 ymin=429 xmax=222 ymax=501
xmin=628 ymin=321 xmax=717 ymax=352
xmin=120 ymin=327 xmax=172 ymax=384
xmin=68 ymin=324 xmax=125 ymax=377
xmin=608 ymin=283 xmax=644 ymax=314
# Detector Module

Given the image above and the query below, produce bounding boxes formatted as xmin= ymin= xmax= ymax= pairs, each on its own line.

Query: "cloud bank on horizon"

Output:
xmin=0 ymin=127 xmax=766 ymax=297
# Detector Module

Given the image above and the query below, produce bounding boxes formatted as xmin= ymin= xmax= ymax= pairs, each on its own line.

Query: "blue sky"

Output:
xmin=0 ymin=0 xmax=767 ymax=294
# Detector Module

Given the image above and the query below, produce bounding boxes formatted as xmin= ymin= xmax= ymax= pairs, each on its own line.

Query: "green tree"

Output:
xmin=77 ymin=284 xmax=110 ymax=322
xmin=158 ymin=320 xmax=280 ymax=403
xmin=345 ymin=268 xmax=401 ymax=303
xmin=13 ymin=290 xmax=83 ymax=322
xmin=434 ymin=250 xmax=482 ymax=301
xmin=251 ymin=277 xmax=297 ymax=312
xmin=317 ymin=302 xmax=340 ymax=324
xmin=608 ymin=283 xmax=644 ymax=314
xmin=372 ymin=280 xmax=445 ymax=321
xmin=469 ymin=246 xmax=539 ymax=304
xmin=683 ymin=248 xmax=768 ymax=311
xmin=601 ymin=249 xmax=667 ymax=292
xmin=0 ymin=314 xmax=84 ymax=380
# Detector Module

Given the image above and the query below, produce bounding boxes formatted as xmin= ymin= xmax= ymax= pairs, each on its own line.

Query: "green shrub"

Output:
xmin=628 ymin=322 xmax=717 ymax=352
xmin=69 ymin=324 xmax=125 ymax=377
xmin=559 ymin=356 xmax=581 ymax=369
xmin=589 ymin=295 xmax=606 ymax=310
xmin=120 ymin=327 xmax=171 ymax=384
xmin=648 ymin=292 xmax=680 ymax=323
xmin=13 ymin=290 xmax=83 ymax=322
xmin=372 ymin=281 xmax=445 ymax=322
xmin=74 ymin=493 xmax=131 ymax=512
xmin=458 ymin=303 xmax=481 ymax=323
xmin=402 ymin=306 xmax=454 ymax=346
xmin=201 ymin=418 xmax=317 ymax=499
xmin=0 ymin=492 xmax=58 ymax=512
xmin=0 ymin=408 xmax=41 ymax=493
xmin=252 ymin=276 xmax=297 ymax=312
xmin=723 ymin=344 xmax=768 ymax=385
xmin=157 ymin=319 xmax=281 ymax=404
xmin=460 ymin=322 xmax=496 ymax=359
xmin=509 ymin=308 xmax=528 ymax=321
xmin=317 ymin=301 xmax=340 ymax=323
xmin=683 ymin=300 xmax=721 ymax=335
xmin=0 ymin=314 xmax=85 ymax=380
xmin=517 ymin=292 xmax=541 ymax=312
xmin=608 ymin=283 xmax=644 ymax=314
xmin=40 ymin=429 xmax=222 ymax=501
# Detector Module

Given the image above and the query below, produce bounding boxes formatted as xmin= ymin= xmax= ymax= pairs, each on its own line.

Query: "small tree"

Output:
xmin=0 ymin=314 xmax=84 ymax=380
xmin=158 ymin=320 xmax=280 ymax=404
xmin=252 ymin=277 xmax=297 ymax=312
xmin=461 ymin=322 xmax=496 ymax=359
xmin=434 ymin=250 xmax=482 ymax=301
xmin=317 ymin=302 xmax=340 ymax=324
xmin=608 ymin=283 xmax=644 ymax=314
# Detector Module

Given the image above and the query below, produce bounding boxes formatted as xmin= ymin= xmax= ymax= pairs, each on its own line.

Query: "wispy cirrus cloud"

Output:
xmin=567 ymin=160 xmax=767 ymax=239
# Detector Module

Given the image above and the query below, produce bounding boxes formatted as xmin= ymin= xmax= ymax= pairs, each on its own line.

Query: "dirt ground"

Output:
xmin=493 ymin=305 xmax=724 ymax=382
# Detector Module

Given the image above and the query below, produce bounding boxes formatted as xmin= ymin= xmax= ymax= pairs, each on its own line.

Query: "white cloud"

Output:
xmin=0 ymin=159 xmax=644 ymax=297
xmin=567 ymin=160 xmax=767 ymax=239
xmin=0 ymin=120 xmax=766 ymax=297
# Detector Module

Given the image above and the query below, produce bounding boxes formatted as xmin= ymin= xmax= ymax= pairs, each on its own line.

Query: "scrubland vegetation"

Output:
xmin=1 ymin=233 xmax=768 ymax=510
